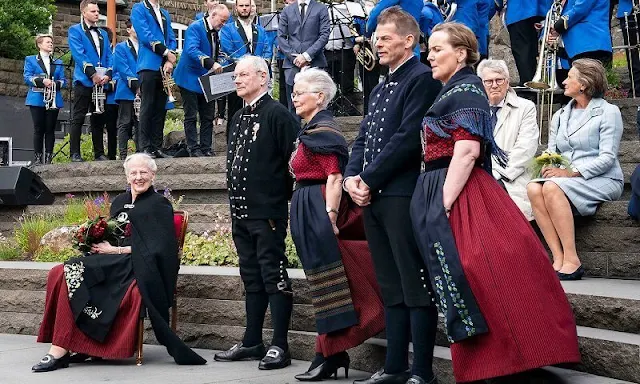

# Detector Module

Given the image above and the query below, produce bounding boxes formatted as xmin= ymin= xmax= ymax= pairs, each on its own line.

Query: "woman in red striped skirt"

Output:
xmin=410 ymin=23 xmax=581 ymax=383
xmin=289 ymin=69 xmax=385 ymax=381
xmin=33 ymin=153 xmax=206 ymax=372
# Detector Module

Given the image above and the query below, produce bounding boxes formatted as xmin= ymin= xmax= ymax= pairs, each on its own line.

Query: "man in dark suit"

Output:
xmin=277 ymin=0 xmax=330 ymax=115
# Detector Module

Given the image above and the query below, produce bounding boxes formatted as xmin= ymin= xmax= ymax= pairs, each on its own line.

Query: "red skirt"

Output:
xmin=448 ymin=169 xmax=581 ymax=382
xmin=315 ymin=238 xmax=385 ymax=357
xmin=37 ymin=264 xmax=142 ymax=359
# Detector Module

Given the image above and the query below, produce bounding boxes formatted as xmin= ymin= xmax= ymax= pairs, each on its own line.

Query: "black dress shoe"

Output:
xmin=258 ymin=346 xmax=291 ymax=370
xmin=95 ymin=154 xmax=109 ymax=161
xmin=406 ymin=375 xmax=438 ymax=384
xmin=201 ymin=150 xmax=213 ymax=157
xmin=353 ymin=368 xmax=411 ymax=384
xmin=213 ymin=342 xmax=266 ymax=362
xmin=154 ymin=150 xmax=173 ymax=159
xmin=44 ymin=153 xmax=53 ymax=164
xmin=70 ymin=153 xmax=84 ymax=162
xmin=295 ymin=352 xmax=350 ymax=381
xmin=189 ymin=149 xmax=204 ymax=157
xmin=143 ymin=150 xmax=157 ymax=159
xmin=32 ymin=353 xmax=70 ymax=372
xmin=32 ymin=153 xmax=43 ymax=166
xmin=557 ymin=265 xmax=585 ymax=281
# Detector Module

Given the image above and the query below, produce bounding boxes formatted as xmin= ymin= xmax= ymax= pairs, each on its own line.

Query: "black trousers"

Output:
xmin=215 ymin=96 xmax=226 ymax=120
xmin=620 ymin=16 xmax=640 ymax=97
xmin=180 ymin=87 xmax=215 ymax=153
xmin=507 ymin=17 xmax=543 ymax=86
xmin=30 ymin=106 xmax=59 ymax=155
xmin=277 ymin=59 xmax=288 ymax=107
xmin=227 ymin=91 xmax=244 ymax=122
xmin=138 ymin=70 xmax=167 ymax=153
xmin=117 ymin=100 xmax=138 ymax=157
xmin=69 ymin=84 xmax=95 ymax=155
xmin=358 ymin=62 xmax=381 ymax=115
xmin=90 ymin=103 xmax=118 ymax=159
xmin=232 ymin=218 xmax=291 ymax=294
xmin=362 ymin=197 xmax=433 ymax=307
xmin=325 ymin=49 xmax=356 ymax=95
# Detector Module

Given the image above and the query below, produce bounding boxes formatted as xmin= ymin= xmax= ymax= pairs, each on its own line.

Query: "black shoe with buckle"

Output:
xmin=32 ymin=353 xmax=70 ymax=373
xmin=258 ymin=346 xmax=291 ymax=370
xmin=406 ymin=375 xmax=438 ymax=384
xmin=353 ymin=368 xmax=411 ymax=384
xmin=214 ymin=342 xmax=266 ymax=362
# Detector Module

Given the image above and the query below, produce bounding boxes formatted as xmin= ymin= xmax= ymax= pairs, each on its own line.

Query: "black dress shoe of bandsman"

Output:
xmin=70 ymin=153 xmax=84 ymax=162
xmin=353 ymin=368 xmax=411 ymax=384
xmin=201 ymin=150 xmax=213 ymax=157
xmin=95 ymin=154 xmax=109 ymax=161
xmin=143 ymin=150 xmax=157 ymax=159
xmin=557 ymin=265 xmax=585 ymax=281
xmin=32 ymin=353 xmax=70 ymax=372
xmin=189 ymin=149 xmax=204 ymax=157
xmin=213 ymin=342 xmax=266 ymax=362
xmin=406 ymin=375 xmax=438 ymax=384
xmin=258 ymin=346 xmax=292 ymax=370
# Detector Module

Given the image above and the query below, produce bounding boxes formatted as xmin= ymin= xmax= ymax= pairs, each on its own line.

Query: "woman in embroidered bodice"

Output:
xmin=32 ymin=153 xmax=205 ymax=373
xmin=527 ymin=59 xmax=624 ymax=280
xmin=288 ymin=68 xmax=384 ymax=381
xmin=409 ymin=22 xmax=580 ymax=383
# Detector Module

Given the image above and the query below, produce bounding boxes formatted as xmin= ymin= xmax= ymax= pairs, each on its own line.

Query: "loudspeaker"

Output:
xmin=0 ymin=166 xmax=54 ymax=206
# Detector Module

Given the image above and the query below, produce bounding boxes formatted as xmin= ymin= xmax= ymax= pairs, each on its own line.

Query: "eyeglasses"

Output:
xmin=128 ymin=170 xmax=151 ymax=178
xmin=231 ymin=70 xmax=264 ymax=81
xmin=483 ymin=78 xmax=506 ymax=87
xmin=291 ymin=91 xmax=320 ymax=100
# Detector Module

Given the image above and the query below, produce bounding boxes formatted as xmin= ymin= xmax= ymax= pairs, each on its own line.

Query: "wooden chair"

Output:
xmin=135 ymin=210 xmax=189 ymax=365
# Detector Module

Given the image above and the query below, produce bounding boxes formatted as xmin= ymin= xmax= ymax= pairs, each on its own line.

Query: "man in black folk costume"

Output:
xmin=214 ymin=55 xmax=298 ymax=370
xmin=343 ymin=7 xmax=442 ymax=384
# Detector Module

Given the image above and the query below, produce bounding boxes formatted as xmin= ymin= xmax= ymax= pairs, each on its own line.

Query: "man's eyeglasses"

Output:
xmin=483 ymin=78 xmax=506 ymax=87
xmin=291 ymin=91 xmax=320 ymax=100
xmin=231 ymin=70 xmax=264 ymax=81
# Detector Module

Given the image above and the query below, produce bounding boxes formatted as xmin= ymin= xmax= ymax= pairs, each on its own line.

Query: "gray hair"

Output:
xmin=293 ymin=68 xmax=337 ymax=109
xmin=477 ymin=59 xmax=510 ymax=81
xmin=211 ymin=3 xmax=230 ymax=16
xmin=236 ymin=55 xmax=271 ymax=83
xmin=123 ymin=153 xmax=157 ymax=175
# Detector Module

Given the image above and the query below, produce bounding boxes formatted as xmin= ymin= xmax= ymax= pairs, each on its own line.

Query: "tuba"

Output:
xmin=43 ymin=74 xmax=58 ymax=110
xmin=350 ymin=24 xmax=377 ymax=71
xmin=92 ymin=66 xmax=107 ymax=114
xmin=162 ymin=65 xmax=177 ymax=103
xmin=525 ymin=0 xmax=564 ymax=135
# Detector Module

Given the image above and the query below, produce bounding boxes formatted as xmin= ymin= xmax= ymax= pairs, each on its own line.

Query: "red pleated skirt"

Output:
xmin=37 ymin=264 xmax=142 ymax=359
xmin=315 ymin=238 xmax=386 ymax=357
xmin=448 ymin=169 xmax=581 ymax=382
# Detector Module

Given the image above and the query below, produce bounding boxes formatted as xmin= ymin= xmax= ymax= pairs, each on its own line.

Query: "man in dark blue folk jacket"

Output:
xmin=131 ymin=0 xmax=177 ymax=158
xmin=344 ymin=7 xmax=442 ymax=384
xmin=67 ymin=0 xmax=113 ymax=162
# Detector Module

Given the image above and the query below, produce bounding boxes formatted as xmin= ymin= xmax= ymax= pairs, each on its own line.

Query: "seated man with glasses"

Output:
xmin=215 ymin=55 xmax=299 ymax=370
xmin=477 ymin=59 xmax=539 ymax=220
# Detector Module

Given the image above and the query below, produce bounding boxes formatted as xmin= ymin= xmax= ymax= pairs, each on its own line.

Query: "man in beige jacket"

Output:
xmin=478 ymin=59 xmax=539 ymax=220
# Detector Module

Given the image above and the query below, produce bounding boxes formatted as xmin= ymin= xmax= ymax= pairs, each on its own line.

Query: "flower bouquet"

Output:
xmin=529 ymin=151 xmax=572 ymax=179
xmin=72 ymin=216 xmax=130 ymax=253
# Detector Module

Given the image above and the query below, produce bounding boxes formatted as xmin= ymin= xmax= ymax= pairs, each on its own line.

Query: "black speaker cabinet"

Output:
xmin=0 ymin=166 xmax=54 ymax=206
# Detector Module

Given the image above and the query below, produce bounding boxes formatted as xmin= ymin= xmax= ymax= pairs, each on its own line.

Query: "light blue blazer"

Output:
xmin=24 ymin=54 xmax=66 ymax=108
xmin=549 ymin=98 xmax=624 ymax=182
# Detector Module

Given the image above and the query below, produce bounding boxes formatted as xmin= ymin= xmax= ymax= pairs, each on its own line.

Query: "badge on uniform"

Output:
xmin=252 ymin=123 xmax=260 ymax=141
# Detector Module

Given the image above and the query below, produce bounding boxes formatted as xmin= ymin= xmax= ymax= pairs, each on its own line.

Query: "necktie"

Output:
xmin=490 ymin=106 xmax=500 ymax=128
xmin=300 ymin=3 xmax=306 ymax=21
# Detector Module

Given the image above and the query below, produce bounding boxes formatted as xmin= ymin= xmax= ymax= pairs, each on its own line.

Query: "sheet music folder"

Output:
xmin=198 ymin=62 xmax=237 ymax=103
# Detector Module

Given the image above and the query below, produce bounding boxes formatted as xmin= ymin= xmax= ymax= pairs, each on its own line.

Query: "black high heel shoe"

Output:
xmin=294 ymin=351 xmax=350 ymax=381
xmin=32 ymin=353 xmax=70 ymax=373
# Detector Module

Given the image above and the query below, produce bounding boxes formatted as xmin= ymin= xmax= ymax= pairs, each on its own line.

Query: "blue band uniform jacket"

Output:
xmin=114 ymin=39 xmax=139 ymax=101
xmin=220 ymin=19 xmax=273 ymax=62
xmin=68 ymin=21 xmax=113 ymax=87
xmin=174 ymin=17 xmax=219 ymax=94
xmin=131 ymin=0 xmax=177 ymax=72
xmin=24 ymin=54 xmax=67 ymax=108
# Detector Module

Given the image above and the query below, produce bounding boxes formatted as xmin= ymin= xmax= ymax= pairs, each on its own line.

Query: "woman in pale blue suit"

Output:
xmin=527 ymin=59 xmax=624 ymax=281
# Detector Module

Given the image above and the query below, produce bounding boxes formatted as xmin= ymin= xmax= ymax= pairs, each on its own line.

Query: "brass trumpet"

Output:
xmin=92 ymin=66 xmax=107 ymax=114
xmin=162 ymin=66 xmax=177 ymax=103
xmin=43 ymin=75 xmax=58 ymax=110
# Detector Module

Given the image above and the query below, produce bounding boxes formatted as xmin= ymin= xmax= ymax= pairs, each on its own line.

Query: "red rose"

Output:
xmin=124 ymin=223 xmax=132 ymax=237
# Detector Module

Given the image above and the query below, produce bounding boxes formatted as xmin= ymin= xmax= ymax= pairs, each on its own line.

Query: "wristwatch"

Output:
xmin=326 ymin=206 xmax=339 ymax=215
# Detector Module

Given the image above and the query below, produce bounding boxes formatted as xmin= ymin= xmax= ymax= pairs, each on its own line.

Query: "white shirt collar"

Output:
xmin=389 ymin=55 xmax=412 ymax=75
xmin=491 ymin=98 xmax=506 ymax=109
xmin=249 ymin=91 xmax=268 ymax=108
xmin=39 ymin=51 xmax=50 ymax=59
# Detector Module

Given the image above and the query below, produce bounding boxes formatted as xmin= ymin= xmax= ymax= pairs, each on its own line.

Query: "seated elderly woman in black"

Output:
xmin=33 ymin=153 xmax=205 ymax=372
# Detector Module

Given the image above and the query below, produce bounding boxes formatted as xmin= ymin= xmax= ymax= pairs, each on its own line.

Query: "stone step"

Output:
xmin=0 ymin=309 xmax=636 ymax=383
xmin=580 ymin=252 xmax=640 ymax=280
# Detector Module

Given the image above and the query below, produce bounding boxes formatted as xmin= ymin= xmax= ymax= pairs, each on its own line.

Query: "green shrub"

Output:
xmin=34 ymin=246 xmax=80 ymax=262
xmin=606 ymin=66 xmax=621 ymax=89
xmin=163 ymin=117 xmax=184 ymax=135
xmin=0 ymin=0 xmax=56 ymax=60
xmin=52 ymin=134 xmax=96 ymax=164
xmin=165 ymin=108 xmax=184 ymax=121
xmin=0 ymin=244 xmax=21 ymax=261
xmin=14 ymin=214 xmax=62 ymax=255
